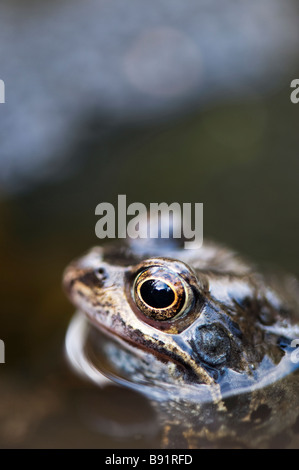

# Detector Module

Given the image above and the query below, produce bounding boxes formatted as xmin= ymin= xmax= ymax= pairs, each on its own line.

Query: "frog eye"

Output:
xmin=133 ymin=266 xmax=193 ymax=321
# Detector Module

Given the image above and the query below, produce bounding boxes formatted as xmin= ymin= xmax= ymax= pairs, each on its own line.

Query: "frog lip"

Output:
xmin=91 ymin=325 xmax=210 ymax=384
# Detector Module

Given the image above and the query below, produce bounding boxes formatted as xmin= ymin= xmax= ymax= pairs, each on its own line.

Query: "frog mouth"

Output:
xmin=68 ymin=300 xmax=216 ymax=388
xmin=65 ymin=310 xmax=218 ymax=400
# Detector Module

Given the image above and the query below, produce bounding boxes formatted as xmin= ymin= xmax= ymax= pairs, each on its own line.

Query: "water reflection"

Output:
xmin=65 ymin=311 xmax=299 ymax=448
xmin=0 ymin=0 xmax=299 ymax=450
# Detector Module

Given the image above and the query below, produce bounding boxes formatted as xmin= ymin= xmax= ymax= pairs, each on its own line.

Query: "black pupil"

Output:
xmin=140 ymin=280 xmax=175 ymax=309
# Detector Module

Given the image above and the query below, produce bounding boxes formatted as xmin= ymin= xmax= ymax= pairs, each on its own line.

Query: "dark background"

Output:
xmin=0 ymin=0 xmax=299 ymax=448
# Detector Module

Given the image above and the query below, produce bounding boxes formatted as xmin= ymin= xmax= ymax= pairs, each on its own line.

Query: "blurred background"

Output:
xmin=0 ymin=0 xmax=299 ymax=448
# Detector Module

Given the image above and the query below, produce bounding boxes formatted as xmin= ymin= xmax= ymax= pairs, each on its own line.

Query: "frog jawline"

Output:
xmin=65 ymin=310 xmax=219 ymax=402
xmin=65 ymin=311 xmax=299 ymax=405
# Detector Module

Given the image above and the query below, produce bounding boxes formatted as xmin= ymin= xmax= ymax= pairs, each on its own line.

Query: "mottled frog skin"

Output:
xmin=63 ymin=232 xmax=299 ymax=448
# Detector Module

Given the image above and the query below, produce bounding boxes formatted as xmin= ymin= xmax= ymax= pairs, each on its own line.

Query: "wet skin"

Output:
xmin=63 ymin=235 xmax=299 ymax=448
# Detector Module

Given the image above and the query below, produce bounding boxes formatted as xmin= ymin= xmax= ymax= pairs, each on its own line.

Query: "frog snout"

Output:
xmin=63 ymin=247 xmax=105 ymax=292
xmin=63 ymin=263 xmax=107 ymax=295
xmin=63 ymin=263 xmax=80 ymax=295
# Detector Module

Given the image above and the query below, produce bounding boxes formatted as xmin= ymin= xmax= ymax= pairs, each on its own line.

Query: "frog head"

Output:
xmin=63 ymin=235 xmax=295 ymax=392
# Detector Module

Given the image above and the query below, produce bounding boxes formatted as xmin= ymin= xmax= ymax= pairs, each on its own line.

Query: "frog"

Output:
xmin=63 ymin=223 xmax=299 ymax=448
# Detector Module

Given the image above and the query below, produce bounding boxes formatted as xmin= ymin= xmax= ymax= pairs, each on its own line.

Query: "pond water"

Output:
xmin=1 ymin=0 xmax=299 ymax=449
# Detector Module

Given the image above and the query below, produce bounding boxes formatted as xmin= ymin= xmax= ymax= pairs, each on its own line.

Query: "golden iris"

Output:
xmin=133 ymin=266 xmax=192 ymax=321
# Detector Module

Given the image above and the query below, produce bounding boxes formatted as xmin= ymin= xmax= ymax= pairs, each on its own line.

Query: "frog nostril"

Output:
xmin=80 ymin=271 xmax=105 ymax=288
xmin=97 ymin=267 xmax=107 ymax=281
